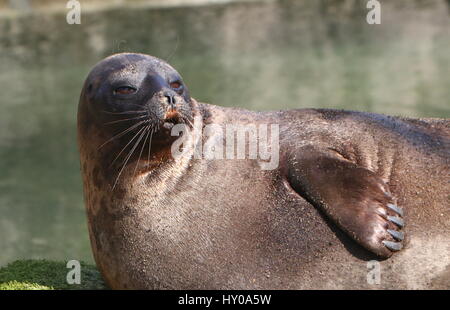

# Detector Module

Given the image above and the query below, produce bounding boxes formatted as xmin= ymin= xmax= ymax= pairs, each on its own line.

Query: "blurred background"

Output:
xmin=0 ymin=0 xmax=449 ymax=267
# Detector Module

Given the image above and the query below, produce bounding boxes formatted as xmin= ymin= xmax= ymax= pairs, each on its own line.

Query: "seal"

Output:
xmin=78 ymin=53 xmax=450 ymax=289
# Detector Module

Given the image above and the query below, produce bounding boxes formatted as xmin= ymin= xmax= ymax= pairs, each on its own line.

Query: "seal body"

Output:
xmin=78 ymin=53 xmax=450 ymax=289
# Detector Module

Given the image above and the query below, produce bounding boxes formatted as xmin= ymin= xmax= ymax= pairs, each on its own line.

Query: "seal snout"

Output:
xmin=151 ymin=89 xmax=179 ymax=122
xmin=162 ymin=90 xmax=179 ymax=119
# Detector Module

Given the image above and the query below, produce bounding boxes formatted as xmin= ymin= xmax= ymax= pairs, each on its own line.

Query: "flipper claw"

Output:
xmin=387 ymin=215 xmax=404 ymax=227
xmin=382 ymin=240 xmax=403 ymax=251
xmin=387 ymin=229 xmax=404 ymax=241
xmin=387 ymin=203 xmax=404 ymax=216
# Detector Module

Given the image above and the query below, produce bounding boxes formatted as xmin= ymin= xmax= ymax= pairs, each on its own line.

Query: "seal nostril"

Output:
xmin=164 ymin=94 xmax=176 ymax=106
xmin=163 ymin=90 xmax=177 ymax=107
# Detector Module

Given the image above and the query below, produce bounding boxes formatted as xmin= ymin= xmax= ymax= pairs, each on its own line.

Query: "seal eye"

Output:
xmin=114 ymin=86 xmax=137 ymax=95
xmin=170 ymin=81 xmax=183 ymax=94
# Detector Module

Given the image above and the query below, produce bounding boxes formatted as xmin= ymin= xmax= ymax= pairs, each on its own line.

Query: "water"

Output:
xmin=0 ymin=0 xmax=449 ymax=266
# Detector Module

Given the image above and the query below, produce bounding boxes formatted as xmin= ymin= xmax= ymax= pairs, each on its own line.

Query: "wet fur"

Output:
xmin=78 ymin=54 xmax=450 ymax=289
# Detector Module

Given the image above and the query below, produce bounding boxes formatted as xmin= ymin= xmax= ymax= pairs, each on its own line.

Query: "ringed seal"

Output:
xmin=78 ymin=53 xmax=450 ymax=289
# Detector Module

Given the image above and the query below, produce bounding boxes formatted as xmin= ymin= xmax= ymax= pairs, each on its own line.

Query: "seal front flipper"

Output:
xmin=285 ymin=146 xmax=405 ymax=258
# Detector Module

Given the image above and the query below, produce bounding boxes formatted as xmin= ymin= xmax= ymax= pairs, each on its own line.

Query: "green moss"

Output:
xmin=0 ymin=259 xmax=107 ymax=290
xmin=0 ymin=280 xmax=50 ymax=290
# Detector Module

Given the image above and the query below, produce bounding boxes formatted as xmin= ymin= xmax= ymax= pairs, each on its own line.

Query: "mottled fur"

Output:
xmin=78 ymin=54 xmax=450 ymax=289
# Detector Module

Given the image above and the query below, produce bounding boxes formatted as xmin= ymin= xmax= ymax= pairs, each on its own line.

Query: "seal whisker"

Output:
xmin=185 ymin=118 xmax=195 ymax=129
xmin=104 ymin=115 xmax=147 ymax=125
xmin=147 ymin=127 xmax=154 ymax=165
xmin=109 ymin=124 xmax=147 ymax=168
xmin=112 ymin=124 xmax=149 ymax=190
xmin=102 ymin=110 xmax=147 ymax=115
xmin=133 ymin=125 xmax=152 ymax=177
xmin=164 ymin=33 xmax=180 ymax=63
xmin=98 ymin=120 xmax=146 ymax=150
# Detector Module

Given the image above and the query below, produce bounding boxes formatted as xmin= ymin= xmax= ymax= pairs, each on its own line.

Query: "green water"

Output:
xmin=0 ymin=0 xmax=449 ymax=266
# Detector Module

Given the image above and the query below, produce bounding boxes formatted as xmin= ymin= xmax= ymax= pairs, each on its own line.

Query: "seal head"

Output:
xmin=81 ymin=53 xmax=193 ymax=137
xmin=78 ymin=53 xmax=196 ymax=189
